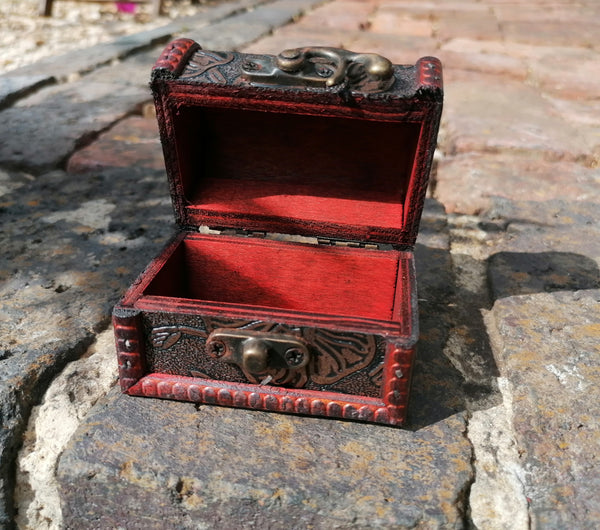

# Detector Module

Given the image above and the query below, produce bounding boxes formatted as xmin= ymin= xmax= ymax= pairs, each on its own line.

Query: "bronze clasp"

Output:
xmin=241 ymin=46 xmax=394 ymax=92
xmin=206 ymin=329 xmax=310 ymax=374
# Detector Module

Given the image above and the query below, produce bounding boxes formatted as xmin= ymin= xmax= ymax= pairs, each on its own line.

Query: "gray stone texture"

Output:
xmin=488 ymin=290 xmax=600 ymax=529
xmin=0 ymin=0 xmax=270 ymax=107
xmin=0 ymin=164 xmax=173 ymax=525
xmin=0 ymin=79 xmax=150 ymax=171
xmin=58 ymin=389 xmax=472 ymax=529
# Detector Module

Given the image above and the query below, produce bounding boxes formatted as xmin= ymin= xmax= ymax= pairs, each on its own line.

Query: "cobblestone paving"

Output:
xmin=1 ymin=0 xmax=599 ymax=528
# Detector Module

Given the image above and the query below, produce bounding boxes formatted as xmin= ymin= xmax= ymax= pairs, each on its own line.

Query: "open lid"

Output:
xmin=151 ymin=39 xmax=443 ymax=247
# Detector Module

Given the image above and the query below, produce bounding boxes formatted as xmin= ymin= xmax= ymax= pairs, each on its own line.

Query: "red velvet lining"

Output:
xmin=144 ymin=235 xmax=402 ymax=321
xmin=173 ymin=107 xmax=419 ymax=236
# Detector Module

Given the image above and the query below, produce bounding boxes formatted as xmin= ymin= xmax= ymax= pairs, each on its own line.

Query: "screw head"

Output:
xmin=284 ymin=348 xmax=305 ymax=367
xmin=208 ymin=340 xmax=226 ymax=358
xmin=242 ymin=60 xmax=261 ymax=72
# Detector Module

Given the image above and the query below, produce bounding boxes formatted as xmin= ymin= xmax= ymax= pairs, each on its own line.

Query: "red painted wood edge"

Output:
xmin=113 ymin=310 xmax=146 ymax=392
xmin=382 ymin=343 xmax=415 ymax=424
xmin=153 ymin=38 xmax=201 ymax=79
xmin=126 ymin=359 xmax=411 ymax=426
xmin=416 ymin=56 xmax=443 ymax=95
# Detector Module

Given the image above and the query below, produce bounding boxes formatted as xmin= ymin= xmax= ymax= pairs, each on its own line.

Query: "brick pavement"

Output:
xmin=1 ymin=0 xmax=599 ymax=528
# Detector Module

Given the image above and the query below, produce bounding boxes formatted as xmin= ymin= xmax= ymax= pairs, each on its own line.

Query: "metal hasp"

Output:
xmin=241 ymin=46 xmax=395 ymax=92
xmin=206 ymin=328 xmax=310 ymax=374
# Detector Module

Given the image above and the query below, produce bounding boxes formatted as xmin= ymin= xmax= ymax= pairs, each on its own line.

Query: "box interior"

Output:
xmin=143 ymin=235 xmax=403 ymax=322
xmin=171 ymin=106 xmax=421 ymax=237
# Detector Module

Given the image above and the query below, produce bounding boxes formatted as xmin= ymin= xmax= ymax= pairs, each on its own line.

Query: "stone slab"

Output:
xmin=0 ymin=80 xmax=150 ymax=171
xmin=0 ymin=74 xmax=52 ymax=111
xmin=528 ymin=51 xmax=600 ymax=100
xmin=501 ymin=20 xmax=600 ymax=49
xmin=440 ymin=38 xmax=600 ymax=100
xmin=483 ymin=199 xmax=600 ymax=301
xmin=0 ymin=161 xmax=173 ymax=523
xmin=435 ymin=12 xmax=502 ymax=42
xmin=435 ymin=153 xmax=600 ymax=215
xmin=188 ymin=0 xmax=327 ymax=51
xmin=437 ymin=49 xmax=528 ymax=80
xmin=488 ymin=290 xmax=600 ymax=528
xmin=344 ymin=33 xmax=439 ymax=66
xmin=442 ymin=75 xmax=600 ymax=165
xmin=369 ymin=9 xmax=434 ymax=37
xmin=241 ymin=26 xmax=353 ymax=56
xmin=243 ymin=0 xmax=374 ymax=56
xmin=67 ymin=116 xmax=163 ymax=174
xmin=290 ymin=0 xmax=375 ymax=32
xmin=0 ymin=0 xmax=271 ymax=107
xmin=413 ymin=200 xmax=494 ymax=422
xmin=58 ymin=389 xmax=472 ymax=529
xmin=368 ymin=1 xmax=488 ymax=16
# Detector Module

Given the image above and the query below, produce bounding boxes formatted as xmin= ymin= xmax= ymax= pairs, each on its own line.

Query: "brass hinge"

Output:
xmin=316 ymin=238 xmax=382 ymax=250
xmin=198 ymin=226 xmax=384 ymax=250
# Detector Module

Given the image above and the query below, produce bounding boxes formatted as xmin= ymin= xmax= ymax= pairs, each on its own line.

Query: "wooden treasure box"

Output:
xmin=113 ymin=39 xmax=443 ymax=426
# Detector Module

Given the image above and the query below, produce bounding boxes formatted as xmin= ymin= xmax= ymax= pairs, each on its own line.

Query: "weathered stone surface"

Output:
xmin=0 ymin=80 xmax=150 ymax=171
xmin=0 ymin=161 xmax=173 ymax=523
xmin=440 ymin=38 xmax=600 ymax=100
xmin=437 ymin=48 xmax=528 ymax=80
xmin=351 ymin=33 xmax=440 ymax=65
xmin=442 ymin=75 xmax=600 ymax=164
xmin=413 ymin=200 xmax=479 ymax=426
xmin=14 ymin=329 xmax=118 ymax=530
xmin=295 ymin=0 xmax=374 ymax=31
xmin=492 ymin=3 xmax=599 ymax=25
xmin=501 ymin=20 xmax=600 ymax=49
xmin=367 ymin=1 xmax=488 ymax=16
xmin=58 ymin=388 xmax=472 ymax=529
xmin=369 ymin=9 xmax=433 ymax=37
xmin=468 ymin=380 xmax=529 ymax=530
xmin=528 ymin=49 xmax=600 ymax=100
xmin=0 ymin=0 xmax=270 ymax=106
xmin=435 ymin=153 xmax=600 ymax=215
xmin=241 ymin=25 xmax=353 ymax=56
xmin=67 ymin=115 xmax=164 ymax=174
xmin=188 ymin=0 xmax=327 ymax=51
xmin=483 ymin=199 xmax=600 ymax=300
xmin=488 ymin=290 xmax=600 ymax=529
xmin=435 ymin=12 xmax=502 ymax=42
xmin=0 ymin=74 xmax=52 ymax=110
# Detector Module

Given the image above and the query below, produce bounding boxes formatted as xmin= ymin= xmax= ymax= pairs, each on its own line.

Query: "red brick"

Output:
xmin=241 ymin=26 xmax=353 ymax=55
xmin=345 ymin=33 xmax=439 ymax=64
xmin=529 ymin=49 xmax=600 ymax=100
xmin=435 ymin=153 xmax=600 ymax=215
xmin=442 ymin=75 xmax=600 ymax=164
xmin=501 ymin=20 xmax=600 ymax=48
xmin=377 ymin=1 xmax=489 ymax=15
xmin=440 ymin=38 xmax=600 ymax=96
xmin=67 ymin=116 xmax=163 ymax=174
xmin=438 ymin=48 xmax=527 ymax=79
xmin=294 ymin=1 xmax=375 ymax=32
xmin=493 ymin=4 xmax=599 ymax=23
xmin=435 ymin=13 xmax=502 ymax=41
xmin=369 ymin=10 xmax=433 ymax=37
